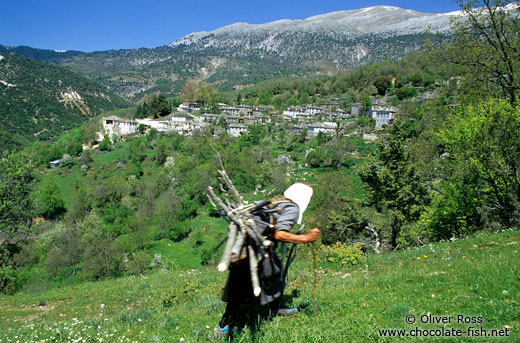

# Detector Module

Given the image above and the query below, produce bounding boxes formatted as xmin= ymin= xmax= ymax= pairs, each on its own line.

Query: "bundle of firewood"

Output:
xmin=206 ymin=148 xmax=272 ymax=297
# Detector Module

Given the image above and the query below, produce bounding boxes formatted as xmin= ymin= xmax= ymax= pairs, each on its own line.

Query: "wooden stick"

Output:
xmin=206 ymin=194 xmax=218 ymax=210
xmin=312 ymin=242 xmax=318 ymax=329
xmin=248 ymin=245 xmax=262 ymax=297
xmin=366 ymin=224 xmax=381 ymax=254
xmin=218 ymin=223 xmax=238 ymax=272
xmin=207 ymin=187 xmax=231 ymax=215
xmin=230 ymin=228 xmax=246 ymax=263
xmin=218 ymin=169 xmax=243 ymax=205
xmin=364 ymin=251 xmax=369 ymax=288
xmin=242 ymin=219 xmax=265 ymax=248
xmin=210 ymin=144 xmax=243 ymax=205
xmin=210 ymin=145 xmax=225 ymax=171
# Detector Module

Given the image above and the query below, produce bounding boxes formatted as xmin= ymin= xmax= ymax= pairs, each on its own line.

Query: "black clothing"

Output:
xmin=219 ymin=200 xmax=299 ymax=325
xmin=221 ymin=242 xmax=284 ymax=305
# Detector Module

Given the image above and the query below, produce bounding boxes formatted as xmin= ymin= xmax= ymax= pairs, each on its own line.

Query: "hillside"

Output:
xmin=0 ymin=53 xmax=131 ymax=148
xmin=0 ymin=6 xmax=455 ymax=99
xmin=1 ymin=230 xmax=517 ymax=342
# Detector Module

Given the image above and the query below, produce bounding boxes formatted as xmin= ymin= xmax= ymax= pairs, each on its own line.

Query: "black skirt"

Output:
xmin=221 ymin=248 xmax=285 ymax=306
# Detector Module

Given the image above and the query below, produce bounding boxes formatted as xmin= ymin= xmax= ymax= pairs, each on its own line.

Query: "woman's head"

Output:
xmin=284 ymin=183 xmax=313 ymax=224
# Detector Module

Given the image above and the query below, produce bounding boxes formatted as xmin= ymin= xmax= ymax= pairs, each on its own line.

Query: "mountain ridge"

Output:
xmin=169 ymin=5 xmax=458 ymax=48
xmin=1 ymin=5 xmax=459 ymax=98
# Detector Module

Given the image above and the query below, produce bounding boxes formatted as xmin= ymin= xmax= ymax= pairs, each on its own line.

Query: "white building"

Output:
xmin=282 ymin=105 xmax=323 ymax=121
xmin=371 ymin=106 xmax=397 ymax=129
xmin=170 ymin=113 xmax=196 ymax=134
xmin=101 ymin=116 xmax=138 ymax=139
xmin=226 ymin=124 xmax=248 ymax=137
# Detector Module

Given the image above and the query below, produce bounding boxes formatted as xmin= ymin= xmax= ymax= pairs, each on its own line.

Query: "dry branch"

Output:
xmin=248 ymin=244 xmax=262 ymax=297
xmin=218 ymin=223 xmax=238 ymax=272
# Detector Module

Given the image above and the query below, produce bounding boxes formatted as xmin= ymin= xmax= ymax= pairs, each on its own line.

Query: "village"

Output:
xmin=99 ymin=98 xmax=400 ymax=141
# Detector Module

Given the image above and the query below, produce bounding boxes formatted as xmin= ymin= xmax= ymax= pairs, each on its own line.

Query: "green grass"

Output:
xmin=1 ymin=230 xmax=518 ymax=342
xmin=352 ymin=137 xmax=377 ymax=156
xmin=149 ymin=240 xmax=202 ymax=269
xmin=91 ymin=146 xmax=125 ymax=166
xmin=51 ymin=167 xmax=83 ymax=209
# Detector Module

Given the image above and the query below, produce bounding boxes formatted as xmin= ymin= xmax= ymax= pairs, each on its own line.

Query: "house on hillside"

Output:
xmin=237 ymin=104 xmax=253 ymax=116
xmin=101 ymin=115 xmax=138 ymax=139
xmin=351 ymin=103 xmax=361 ymax=117
xmin=220 ymin=105 xmax=241 ymax=115
xmin=178 ymin=102 xmax=202 ymax=113
xmin=170 ymin=113 xmax=195 ymax=134
xmin=200 ymin=113 xmax=219 ymax=122
xmin=226 ymin=124 xmax=248 ymax=137
xmin=371 ymin=106 xmax=398 ymax=129
xmin=282 ymin=105 xmax=317 ymax=121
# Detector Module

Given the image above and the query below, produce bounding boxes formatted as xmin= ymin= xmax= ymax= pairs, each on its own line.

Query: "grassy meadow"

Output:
xmin=1 ymin=229 xmax=518 ymax=343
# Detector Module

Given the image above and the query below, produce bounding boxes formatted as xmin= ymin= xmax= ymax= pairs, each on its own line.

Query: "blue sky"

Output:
xmin=2 ymin=0 xmax=461 ymax=52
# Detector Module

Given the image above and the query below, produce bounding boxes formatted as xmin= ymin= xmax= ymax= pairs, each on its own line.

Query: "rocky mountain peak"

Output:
xmin=169 ymin=5 xmax=460 ymax=48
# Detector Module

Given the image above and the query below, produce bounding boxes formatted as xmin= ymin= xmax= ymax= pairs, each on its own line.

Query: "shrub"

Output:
xmin=318 ymin=242 xmax=364 ymax=266
xmin=35 ymin=177 xmax=65 ymax=219
xmin=98 ymin=135 xmax=112 ymax=151
xmin=127 ymin=251 xmax=151 ymax=275
xmin=396 ymin=87 xmax=419 ymax=100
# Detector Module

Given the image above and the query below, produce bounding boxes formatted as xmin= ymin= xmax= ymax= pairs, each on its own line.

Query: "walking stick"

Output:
xmin=312 ymin=241 xmax=318 ymax=330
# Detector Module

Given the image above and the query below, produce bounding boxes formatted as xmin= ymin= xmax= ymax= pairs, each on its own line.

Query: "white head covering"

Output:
xmin=284 ymin=183 xmax=313 ymax=224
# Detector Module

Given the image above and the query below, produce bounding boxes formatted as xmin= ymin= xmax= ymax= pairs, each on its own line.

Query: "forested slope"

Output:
xmin=0 ymin=53 xmax=130 ymax=148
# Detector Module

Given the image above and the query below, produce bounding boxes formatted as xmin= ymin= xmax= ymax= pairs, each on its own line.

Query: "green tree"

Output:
xmin=66 ymin=186 xmax=91 ymax=225
xmin=361 ymin=94 xmax=372 ymax=116
xmin=81 ymin=215 xmax=123 ymax=279
xmin=396 ymin=87 xmax=419 ymax=100
xmin=135 ymin=93 xmax=170 ymax=119
xmin=287 ymin=97 xmax=299 ymax=106
xmin=248 ymin=125 xmax=266 ymax=145
xmin=98 ymin=135 xmax=112 ymax=151
xmin=58 ymin=129 xmax=83 ymax=156
xmin=373 ymin=76 xmax=392 ymax=96
xmin=407 ymin=73 xmax=423 ymax=87
xmin=298 ymin=91 xmax=311 ymax=104
xmin=439 ymin=0 xmax=520 ymax=103
xmin=42 ymin=224 xmax=83 ymax=276
xmin=359 ymin=124 xmax=430 ymax=249
xmin=196 ymin=82 xmax=219 ymax=107
xmin=181 ymin=79 xmax=199 ymax=104
xmin=35 ymin=177 xmax=65 ymax=219
xmin=150 ymin=93 xmax=170 ymax=118
xmin=128 ymin=215 xmax=151 ymax=250
xmin=438 ymin=99 xmax=520 ymax=229
xmin=0 ymin=151 xmax=34 ymax=293
xmin=257 ymin=91 xmax=272 ymax=105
